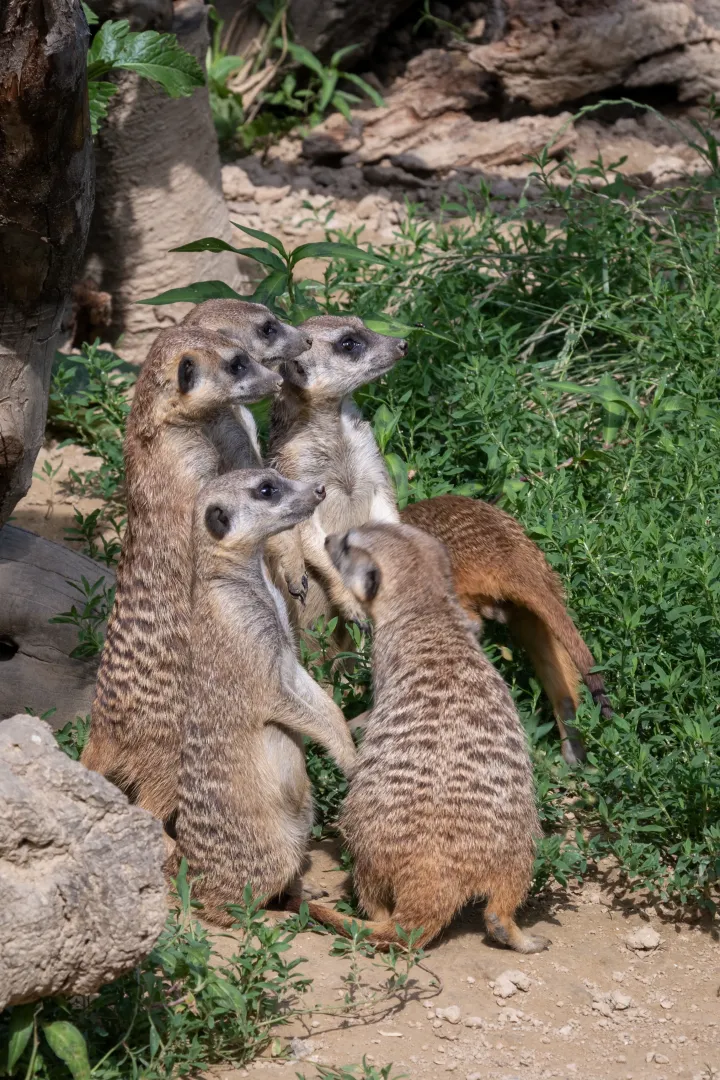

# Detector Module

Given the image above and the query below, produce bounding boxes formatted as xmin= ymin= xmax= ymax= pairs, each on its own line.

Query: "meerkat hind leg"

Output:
xmin=484 ymin=878 xmax=551 ymax=954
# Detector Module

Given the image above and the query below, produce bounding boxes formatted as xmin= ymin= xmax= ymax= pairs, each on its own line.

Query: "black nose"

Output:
xmin=315 ymin=484 xmax=326 ymax=501
xmin=398 ymin=339 xmax=408 ymax=355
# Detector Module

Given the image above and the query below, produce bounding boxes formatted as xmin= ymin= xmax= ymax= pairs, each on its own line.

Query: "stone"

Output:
xmin=435 ymin=1005 xmax=462 ymax=1024
xmin=464 ymin=1016 xmax=484 ymax=1028
xmin=0 ymin=715 xmax=166 ymax=1009
xmin=221 ymin=164 xmax=257 ymax=201
xmin=610 ymin=990 xmax=634 ymax=1010
xmin=290 ymin=1037 xmax=317 ymax=1060
xmin=625 ymin=926 xmax=661 ymax=950
xmin=491 ymin=968 xmax=533 ymax=998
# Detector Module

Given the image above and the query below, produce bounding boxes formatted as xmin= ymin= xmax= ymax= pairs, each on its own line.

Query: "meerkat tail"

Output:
xmin=288 ymin=899 xmax=449 ymax=949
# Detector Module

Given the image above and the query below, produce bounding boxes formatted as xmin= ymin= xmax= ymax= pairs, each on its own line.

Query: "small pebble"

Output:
xmin=435 ymin=1005 xmax=462 ymax=1024
xmin=626 ymin=926 xmax=661 ymax=951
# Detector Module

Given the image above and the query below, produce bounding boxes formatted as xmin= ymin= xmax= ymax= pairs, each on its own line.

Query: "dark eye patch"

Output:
xmin=205 ymin=504 xmax=231 ymax=540
xmin=178 ymin=355 xmax=196 ymax=394
xmin=252 ymin=479 xmax=280 ymax=501
xmin=364 ymin=566 xmax=380 ymax=601
xmin=225 ymin=352 xmax=249 ymax=376
xmin=261 ymin=320 xmax=279 ymax=337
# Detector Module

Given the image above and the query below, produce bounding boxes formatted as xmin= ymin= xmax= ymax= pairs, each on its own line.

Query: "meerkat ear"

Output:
xmin=205 ymin=504 xmax=231 ymax=540
xmin=178 ymin=354 xmax=196 ymax=394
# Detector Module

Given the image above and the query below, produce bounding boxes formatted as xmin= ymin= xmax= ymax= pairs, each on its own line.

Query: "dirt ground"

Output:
xmin=207 ymin=842 xmax=719 ymax=1080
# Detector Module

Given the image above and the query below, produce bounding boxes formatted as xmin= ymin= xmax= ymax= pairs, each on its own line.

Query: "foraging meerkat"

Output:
xmin=81 ymin=325 xmax=288 ymax=825
xmin=175 ymin=470 xmax=357 ymax=925
xmin=295 ymin=523 xmax=550 ymax=953
xmin=268 ymin=315 xmax=407 ymax=630
xmin=401 ymin=495 xmax=612 ymax=765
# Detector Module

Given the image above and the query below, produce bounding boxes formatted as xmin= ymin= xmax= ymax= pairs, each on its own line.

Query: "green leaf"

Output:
xmin=329 ymin=43 xmax=359 ymax=68
xmin=373 ymin=404 xmax=399 ymax=452
xmin=384 ymin=452 xmax=409 ymax=509
xmin=209 ymin=54 xmax=245 ymax=85
xmin=7 ymin=1005 xmax=35 ymax=1072
xmin=363 ymin=313 xmax=416 ymax=337
xmin=342 ymin=70 xmax=385 ymax=107
xmin=171 ymin=237 xmax=240 ymax=254
xmin=283 ymin=40 xmax=326 ymax=78
xmin=138 ymin=280 xmax=246 ymax=305
xmin=252 ymin=270 xmax=290 ymax=306
xmin=82 ymin=2 xmax=99 ymax=25
xmin=331 ymin=92 xmax=353 ymax=122
xmin=87 ymin=20 xmax=204 ymax=98
xmin=318 ymin=70 xmax=338 ymax=113
xmin=231 ymin=222 xmax=287 ymax=257
xmin=87 ymin=81 xmax=117 ymax=135
xmin=289 ymin=241 xmax=388 ymax=268
xmin=42 ymin=1022 xmax=91 ymax=1080
xmin=235 ymin=247 xmax=288 ymax=273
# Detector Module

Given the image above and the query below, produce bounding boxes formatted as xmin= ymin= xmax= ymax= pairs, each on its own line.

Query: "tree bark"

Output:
xmin=0 ymin=0 xmax=95 ymax=528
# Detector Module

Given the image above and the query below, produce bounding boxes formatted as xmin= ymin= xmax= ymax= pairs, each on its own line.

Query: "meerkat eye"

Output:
xmin=178 ymin=355 xmax=195 ymax=394
xmin=227 ymin=352 xmax=248 ymax=375
xmin=205 ymin=504 xmax=231 ymax=540
xmin=261 ymin=321 xmax=278 ymax=337
xmin=340 ymin=337 xmax=361 ymax=353
xmin=255 ymin=481 xmax=278 ymax=500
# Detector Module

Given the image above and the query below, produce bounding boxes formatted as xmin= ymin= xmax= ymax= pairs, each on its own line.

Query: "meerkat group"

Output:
xmin=82 ymin=298 xmax=613 ymax=950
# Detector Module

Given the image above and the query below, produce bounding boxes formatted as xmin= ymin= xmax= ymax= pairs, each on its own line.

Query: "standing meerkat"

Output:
xmin=266 ymin=314 xmax=608 ymax=762
xmin=401 ymin=495 xmax=612 ymax=765
xmin=81 ymin=325 xmax=291 ymax=825
xmin=295 ymin=523 xmax=550 ymax=953
xmin=268 ymin=315 xmax=407 ymax=630
xmin=175 ymin=469 xmax=357 ymax=925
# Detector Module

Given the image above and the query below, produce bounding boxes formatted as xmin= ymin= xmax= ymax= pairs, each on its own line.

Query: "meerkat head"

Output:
xmin=150 ymin=327 xmax=283 ymax=424
xmin=182 ymin=299 xmax=312 ymax=367
xmin=195 ymin=468 xmax=326 ymax=553
xmin=277 ymin=315 xmax=408 ymax=400
xmin=325 ymin=523 xmax=453 ymax=615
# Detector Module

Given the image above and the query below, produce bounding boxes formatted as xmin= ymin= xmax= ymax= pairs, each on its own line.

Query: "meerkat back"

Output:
xmin=297 ymin=523 xmax=550 ymax=953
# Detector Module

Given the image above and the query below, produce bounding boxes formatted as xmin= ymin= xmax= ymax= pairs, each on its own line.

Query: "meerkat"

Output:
xmin=183 ymin=298 xmax=313 ymax=600
xmin=265 ymin=315 xmax=607 ymax=761
xmin=267 ymin=315 xmax=408 ymax=630
xmin=401 ymin=496 xmax=613 ymax=766
xmin=81 ymin=325 xmax=287 ymax=826
xmin=293 ymin=523 xmax=550 ymax=953
xmin=175 ymin=469 xmax=357 ymax=925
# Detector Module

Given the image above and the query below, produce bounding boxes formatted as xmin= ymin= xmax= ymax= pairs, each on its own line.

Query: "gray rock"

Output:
xmin=0 ymin=715 xmax=166 ymax=1009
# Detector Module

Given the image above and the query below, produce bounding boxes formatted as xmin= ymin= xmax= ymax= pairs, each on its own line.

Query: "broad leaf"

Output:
xmin=343 ymin=71 xmax=385 ymax=108
xmin=209 ymin=55 xmax=245 ymax=85
xmin=252 ymin=270 xmax=289 ymax=307
xmin=364 ymin=313 xmax=415 ymax=337
xmin=88 ymin=20 xmax=204 ymax=98
xmin=385 ymin=452 xmax=409 ymax=509
xmin=42 ymin=1022 xmax=91 ymax=1080
xmin=171 ymin=237 xmax=240 ymax=254
xmin=318 ymin=70 xmax=338 ymax=113
xmin=231 ymin=222 xmax=287 ymax=257
xmin=289 ymin=241 xmax=388 ymax=267
xmin=7 ymin=1005 xmax=35 ymax=1072
xmin=82 ymin=1 xmax=99 ymax=25
xmin=330 ymin=43 xmax=359 ymax=68
xmin=235 ymin=247 xmax=287 ymax=273
xmin=283 ymin=40 xmax=325 ymax=78
xmin=87 ymin=81 xmax=117 ymax=135
xmin=139 ymin=280 xmax=245 ymax=305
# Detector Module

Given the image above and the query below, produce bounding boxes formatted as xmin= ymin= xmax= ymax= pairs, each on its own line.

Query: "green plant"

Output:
xmin=206 ymin=6 xmax=246 ymax=150
xmin=0 ymin=864 xmax=311 ymax=1078
xmin=299 ymin=1060 xmax=407 ymax=1080
xmin=49 ymin=342 xmax=135 ymax=565
xmin=54 ymin=715 xmax=91 ymax=761
xmin=50 ymin=576 xmax=115 ymax=659
xmin=85 ymin=13 xmax=205 ymax=134
xmin=269 ymin=40 xmax=383 ymax=126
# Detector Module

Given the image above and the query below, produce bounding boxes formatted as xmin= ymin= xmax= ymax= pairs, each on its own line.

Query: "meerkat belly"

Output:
xmin=262 ymin=724 xmax=313 ymax=853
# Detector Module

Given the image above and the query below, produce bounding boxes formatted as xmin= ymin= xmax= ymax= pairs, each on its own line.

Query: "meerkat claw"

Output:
xmin=287 ymin=573 xmax=309 ymax=605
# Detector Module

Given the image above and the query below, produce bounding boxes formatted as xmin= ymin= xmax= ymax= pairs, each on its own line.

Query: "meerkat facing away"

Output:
xmin=82 ymin=326 xmax=284 ymax=826
xmin=267 ymin=315 xmax=407 ymax=630
xmin=175 ymin=470 xmax=357 ymax=925
xmin=294 ymin=523 xmax=550 ymax=953
xmin=401 ymin=496 xmax=612 ymax=766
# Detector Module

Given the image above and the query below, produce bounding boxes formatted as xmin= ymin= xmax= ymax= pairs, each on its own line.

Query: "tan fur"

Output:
xmin=82 ymin=319 xmax=295 ymax=823
xmin=174 ymin=469 xmax=357 ymax=926
xmin=401 ymin=495 xmax=612 ymax=765
xmin=297 ymin=523 xmax=550 ymax=952
xmin=268 ymin=315 xmax=407 ymax=631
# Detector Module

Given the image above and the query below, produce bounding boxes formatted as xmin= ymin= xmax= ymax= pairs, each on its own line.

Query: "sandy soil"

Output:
xmin=206 ymin=843 xmax=718 ymax=1080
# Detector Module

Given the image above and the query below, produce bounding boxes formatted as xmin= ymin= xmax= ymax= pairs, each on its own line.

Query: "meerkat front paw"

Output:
xmin=286 ymin=571 xmax=309 ymax=605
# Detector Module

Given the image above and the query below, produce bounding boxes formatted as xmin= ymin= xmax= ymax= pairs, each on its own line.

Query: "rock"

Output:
xmin=253 ymin=184 xmax=291 ymax=204
xmin=654 ymin=1053 xmax=670 ymax=1064
xmin=0 ymin=715 xmax=166 ymax=1009
xmin=491 ymin=968 xmax=533 ymax=998
xmin=610 ymin=990 xmax=633 ymax=1010
xmin=435 ymin=1004 xmax=462 ymax=1024
xmin=221 ymin=164 xmax=257 ymax=201
xmin=625 ymin=925 xmax=661 ymax=950
xmin=468 ymin=0 xmax=720 ymax=112
xmin=288 ymin=0 xmax=415 ymax=61
xmin=464 ymin=1016 xmax=484 ymax=1028
xmin=660 ymin=997 xmax=675 ymax=1009
xmin=362 ymin=163 xmax=430 ymax=188
xmin=0 ymin=526 xmax=115 ymax=729
xmin=290 ymin=1037 xmax=317 ymax=1060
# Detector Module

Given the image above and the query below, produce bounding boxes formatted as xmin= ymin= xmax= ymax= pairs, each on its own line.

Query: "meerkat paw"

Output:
xmin=515 ymin=933 xmax=552 ymax=954
xmin=286 ymin=572 xmax=309 ymax=605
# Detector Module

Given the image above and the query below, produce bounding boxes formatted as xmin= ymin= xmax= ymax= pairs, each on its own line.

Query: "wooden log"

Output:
xmin=0 ymin=526 xmax=114 ymax=730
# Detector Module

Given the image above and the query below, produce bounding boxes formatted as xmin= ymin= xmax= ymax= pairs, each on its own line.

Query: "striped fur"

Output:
xmin=297 ymin=523 xmax=550 ymax=953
